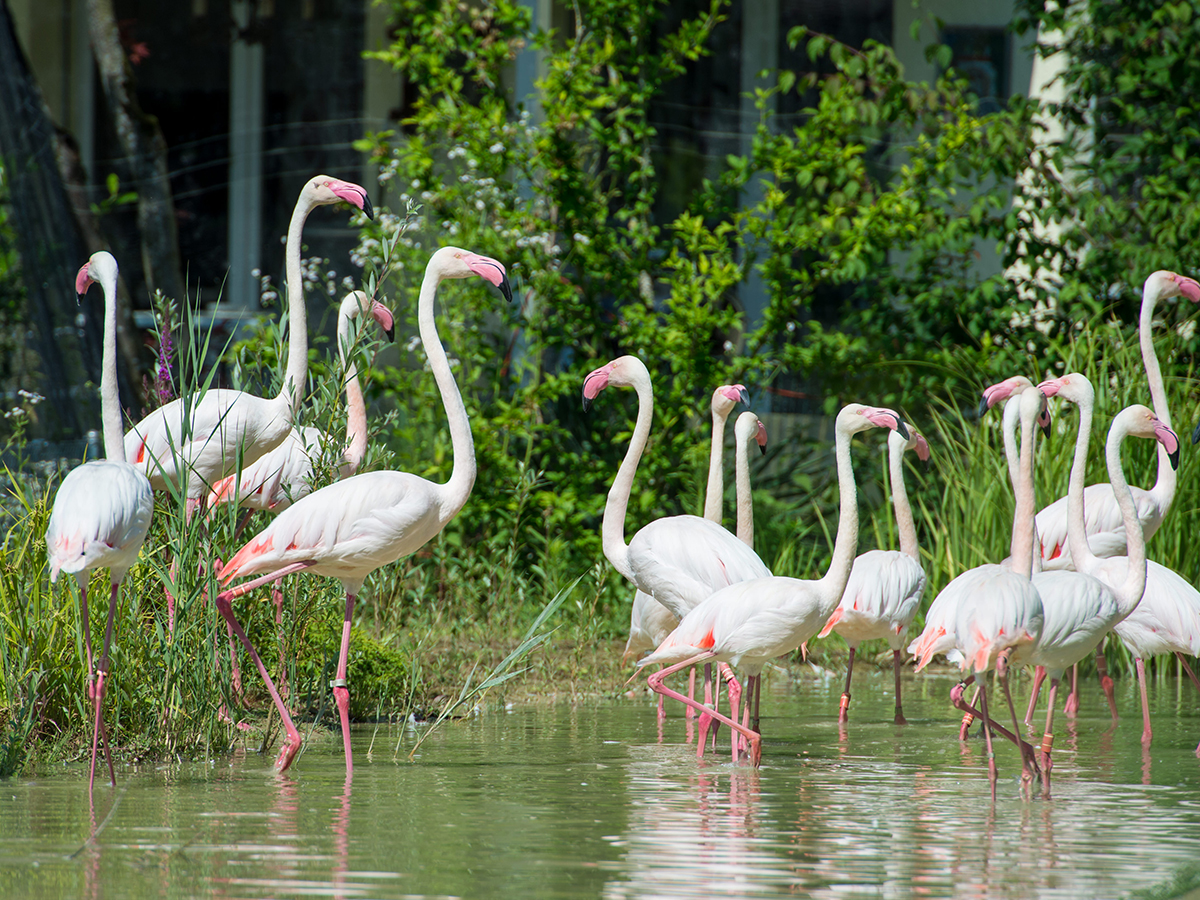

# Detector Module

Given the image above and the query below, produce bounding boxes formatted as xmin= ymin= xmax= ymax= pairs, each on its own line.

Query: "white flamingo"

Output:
xmin=636 ymin=404 xmax=908 ymax=766
xmin=819 ymin=423 xmax=929 ymax=725
xmin=1036 ymin=376 xmax=1200 ymax=748
xmin=214 ymin=247 xmax=509 ymax=774
xmin=583 ymin=356 xmax=770 ymax=625
xmin=1033 ymin=270 xmax=1199 ymax=568
xmin=46 ymin=251 xmax=154 ymax=791
xmin=125 ymin=175 xmax=374 ymax=513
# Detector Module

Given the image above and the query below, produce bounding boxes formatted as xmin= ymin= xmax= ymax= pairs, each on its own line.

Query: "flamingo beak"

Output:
xmin=1038 ymin=408 xmax=1052 ymax=438
xmin=724 ymin=384 xmax=749 ymax=405
xmin=465 ymin=254 xmax=513 ymax=303
xmin=1176 ymin=274 xmax=1200 ymax=303
xmin=1155 ymin=422 xmax=1181 ymax=470
xmin=582 ymin=366 xmax=611 ymax=412
xmin=371 ymin=301 xmax=396 ymax=342
xmin=329 ymin=179 xmax=374 ymax=220
xmin=756 ymin=420 xmax=768 ymax=455
xmin=914 ymin=432 xmax=931 ymax=463
xmin=75 ymin=262 xmax=93 ymax=297
xmin=864 ymin=408 xmax=908 ymax=439
xmin=1035 ymin=377 xmax=1062 ymax=398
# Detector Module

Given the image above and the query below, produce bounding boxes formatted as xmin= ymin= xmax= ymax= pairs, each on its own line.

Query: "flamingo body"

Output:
xmin=1112 ymin=561 xmax=1200 ymax=658
xmin=47 ymin=461 xmax=154 ymax=584
xmin=1028 ymin=570 xmax=1119 ymax=676
xmin=822 ymin=550 xmax=924 ymax=649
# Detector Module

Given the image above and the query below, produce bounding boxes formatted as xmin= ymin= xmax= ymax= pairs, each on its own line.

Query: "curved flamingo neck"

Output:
xmin=703 ymin=406 xmax=730 ymax=523
xmin=817 ymin=419 xmax=860 ymax=602
xmin=280 ymin=192 xmax=314 ymax=416
xmin=1105 ymin=416 xmax=1148 ymax=613
xmin=97 ymin=266 xmax=125 ymax=463
xmin=1065 ymin=384 xmax=1100 ymax=572
xmin=418 ymin=264 xmax=476 ymax=521
xmin=338 ymin=312 xmax=368 ymax=479
xmin=1138 ymin=281 xmax=1177 ymax=507
xmin=889 ymin=438 xmax=918 ymax=560
xmin=601 ymin=370 xmax=653 ymax=582
xmin=733 ymin=423 xmax=754 ymax=548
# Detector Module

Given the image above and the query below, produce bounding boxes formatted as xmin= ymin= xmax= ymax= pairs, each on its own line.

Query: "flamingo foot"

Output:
xmin=1063 ymin=691 xmax=1079 ymax=718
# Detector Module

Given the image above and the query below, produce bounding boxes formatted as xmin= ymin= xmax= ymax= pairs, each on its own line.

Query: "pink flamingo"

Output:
xmin=916 ymin=387 xmax=1047 ymax=800
xmin=622 ymin=383 xmax=748 ymax=665
xmin=819 ymin=422 xmax=929 ymax=725
xmin=125 ymin=176 xmax=373 ymax=517
xmin=46 ymin=252 xmax=154 ymax=791
xmin=907 ymin=376 xmax=1045 ymax=674
xmin=1033 ymin=271 xmax=1199 ymax=569
xmin=583 ymin=357 xmax=771 ymax=625
xmin=636 ymin=404 xmax=909 ymax=766
xmin=1028 ymin=377 xmax=1179 ymax=791
xmin=213 ymin=247 xmax=508 ymax=774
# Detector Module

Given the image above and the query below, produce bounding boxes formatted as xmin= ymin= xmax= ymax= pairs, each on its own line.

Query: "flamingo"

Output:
xmin=636 ymin=404 xmax=909 ymax=766
xmin=45 ymin=251 xmax=154 ymax=791
xmin=819 ymin=422 xmax=929 ymax=726
xmin=907 ymin=376 xmax=1046 ymax=673
xmin=125 ymin=175 xmax=374 ymax=513
xmin=1029 ymin=376 xmax=1180 ymax=790
xmin=1030 ymin=373 xmax=1200 ymax=744
xmin=205 ymin=291 xmax=396 ymax=516
xmin=583 ymin=356 xmax=771 ymax=625
xmin=213 ymin=247 xmax=508 ymax=774
xmin=622 ymin=383 xmax=748 ymax=665
xmin=1033 ymin=270 xmax=1200 ymax=569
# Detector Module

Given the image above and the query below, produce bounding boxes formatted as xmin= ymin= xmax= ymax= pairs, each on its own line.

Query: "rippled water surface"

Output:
xmin=3 ymin=671 xmax=1199 ymax=898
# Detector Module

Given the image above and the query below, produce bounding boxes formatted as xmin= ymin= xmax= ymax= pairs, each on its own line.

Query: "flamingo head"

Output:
xmin=1146 ymin=270 xmax=1200 ymax=304
xmin=430 ymin=247 xmax=513 ymax=302
xmin=1037 ymin=371 xmax=1095 ymax=408
xmin=307 ymin=175 xmax=374 ymax=220
xmin=581 ymin=355 xmax=647 ymax=411
xmin=370 ymin=300 xmax=396 ymax=342
xmin=712 ymin=383 xmax=749 ymax=420
xmin=734 ymin=411 xmax=768 ymax=456
xmin=978 ymin=375 xmax=1033 ymax=417
xmin=340 ymin=290 xmax=396 ymax=343
xmin=75 ymin=250 xmax=117 ymax=297
xmin=839 ymin=404 xmax=909 ymax=439
xmin=1117 ymin=405 xmax=1180 ymax=471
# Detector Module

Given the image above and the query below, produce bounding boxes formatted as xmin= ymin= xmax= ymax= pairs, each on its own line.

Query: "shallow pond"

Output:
xmin=3 ymin=669 xmax=1199 ymax=898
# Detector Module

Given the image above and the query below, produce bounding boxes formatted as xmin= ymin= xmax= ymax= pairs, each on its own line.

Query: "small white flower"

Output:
xmin=489 ymin=142 xmax=504 ymax=154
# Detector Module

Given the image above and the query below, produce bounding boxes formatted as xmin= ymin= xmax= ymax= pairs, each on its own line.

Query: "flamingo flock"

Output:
xmin=44 ymin=179 xmax=1200 ymax=801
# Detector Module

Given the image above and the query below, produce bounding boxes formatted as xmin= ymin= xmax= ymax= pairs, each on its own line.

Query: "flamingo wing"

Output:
xmin=821 ymin=550 xmax=925 ymax=644
xmin=1030 ymin=570 xmax=1119 ymax=670
xmin=1035 ymin=482 xmax=1163 ymax=568
xmin=46 ymin=461 xmax=153 ymax=582
xmin=1111 ymin=560 xmax=1200 ymax=658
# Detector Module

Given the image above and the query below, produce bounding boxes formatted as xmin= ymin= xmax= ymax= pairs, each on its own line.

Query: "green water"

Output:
xmin=2 ymin=671 xmax=1199 ymax=899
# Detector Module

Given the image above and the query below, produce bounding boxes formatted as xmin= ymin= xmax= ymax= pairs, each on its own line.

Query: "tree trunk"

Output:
xmin=0 ymin=0 xmax=98 ymax=439
xmin=87 ymin=0 xmax=186 ymax=307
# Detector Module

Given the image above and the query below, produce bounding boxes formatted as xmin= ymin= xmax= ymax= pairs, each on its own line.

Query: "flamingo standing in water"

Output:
xmin=915 ymin=387 xmax=1047 ymax=800
xmin=215 ymin=247 xmax=509 ymax=774
xmin=46 ymin=252 xmax=154 ymax=791
xmin=637 ymin=404 xmax=909 ymax=766
xmin=820 ymin=422 xmax=929 ymax=726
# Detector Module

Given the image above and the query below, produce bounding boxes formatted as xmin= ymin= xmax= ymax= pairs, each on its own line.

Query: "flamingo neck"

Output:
xmin=734 ymin=427 xmax=754 ymax=548
xmin=338 ymin=315 xmax=368 ymax=479
xmin=1138 ymin=282 xmax=1177 ymax=508
xmin=601 ymin=372 xmax=653 ymax=582
xmin=1065 ymin=388 xmax=1099 ymax=571
xmin=703 ymin=407 xmax=728 ymax=523
xmin=416 ymin=267 xmax=476 ymax=520
xmin=1010 ymin=399 xmax=1038 ymax=579
xmin=98 ymin=268 xmax=125 ymax=462
xmin=890 ymin=439 xmax=918 ymax=560
xmin=818 ymin=421 xmax=860 ymax=604
xmin=279 ymin=194 xmax=313 ymax=417
xmin=1106 ymin=419 xmax=1147 ymax=614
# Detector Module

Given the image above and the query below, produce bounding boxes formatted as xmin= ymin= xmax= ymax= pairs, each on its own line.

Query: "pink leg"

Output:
xmin=977 ymin=676 xmax=998 ymax=803
xmin=697 ymin=665 xmax=713 ymax=757
xmin=839 ymin=647 xmax=855 ymax=724
xmin=959 ymin=684 xmax=980 ymax=740
xmin=1177 ymin=653 xmax=1200 ymax=692
xmin=892 ymin=650 xmax=906 ymax=725
xmin=1025 ymin=665 xmax=1046 ymax=726
xmin=1039 ymin=677 xmax=1060 ymax=799
xmin=646 ymin=654 xmax=760 ymax=766
xmin=214 ymin=590 xmax=302 ymax=771
xmin=750 ymin=674 xmax=762 ymax=733
xmin=1136 ymin=657 xmax=1152 ymax=748
xmin=1098 ymin=646 xmax=1118 ymax=725
xmin=165 ymin=556 xmax=177 ymax=635
xmin=1064 ymin=664 xmax=1079 ymax=717
xmin=333 ymin=592 xmax=356 ymax=775
xmin=273 ymin=582 xmax=289 ymax=700
xmin=727 ymin=673 xmax=743 ymax=763
xmin=997 ymin=652 xmax=1037 ymax=792
xmin=88 ymin=583 xmax=121 ymax=791
xmin=686 ymin=667 xmax=697 ymax=722
xmin=950 ymin=681 xmax=1039 ymax=774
